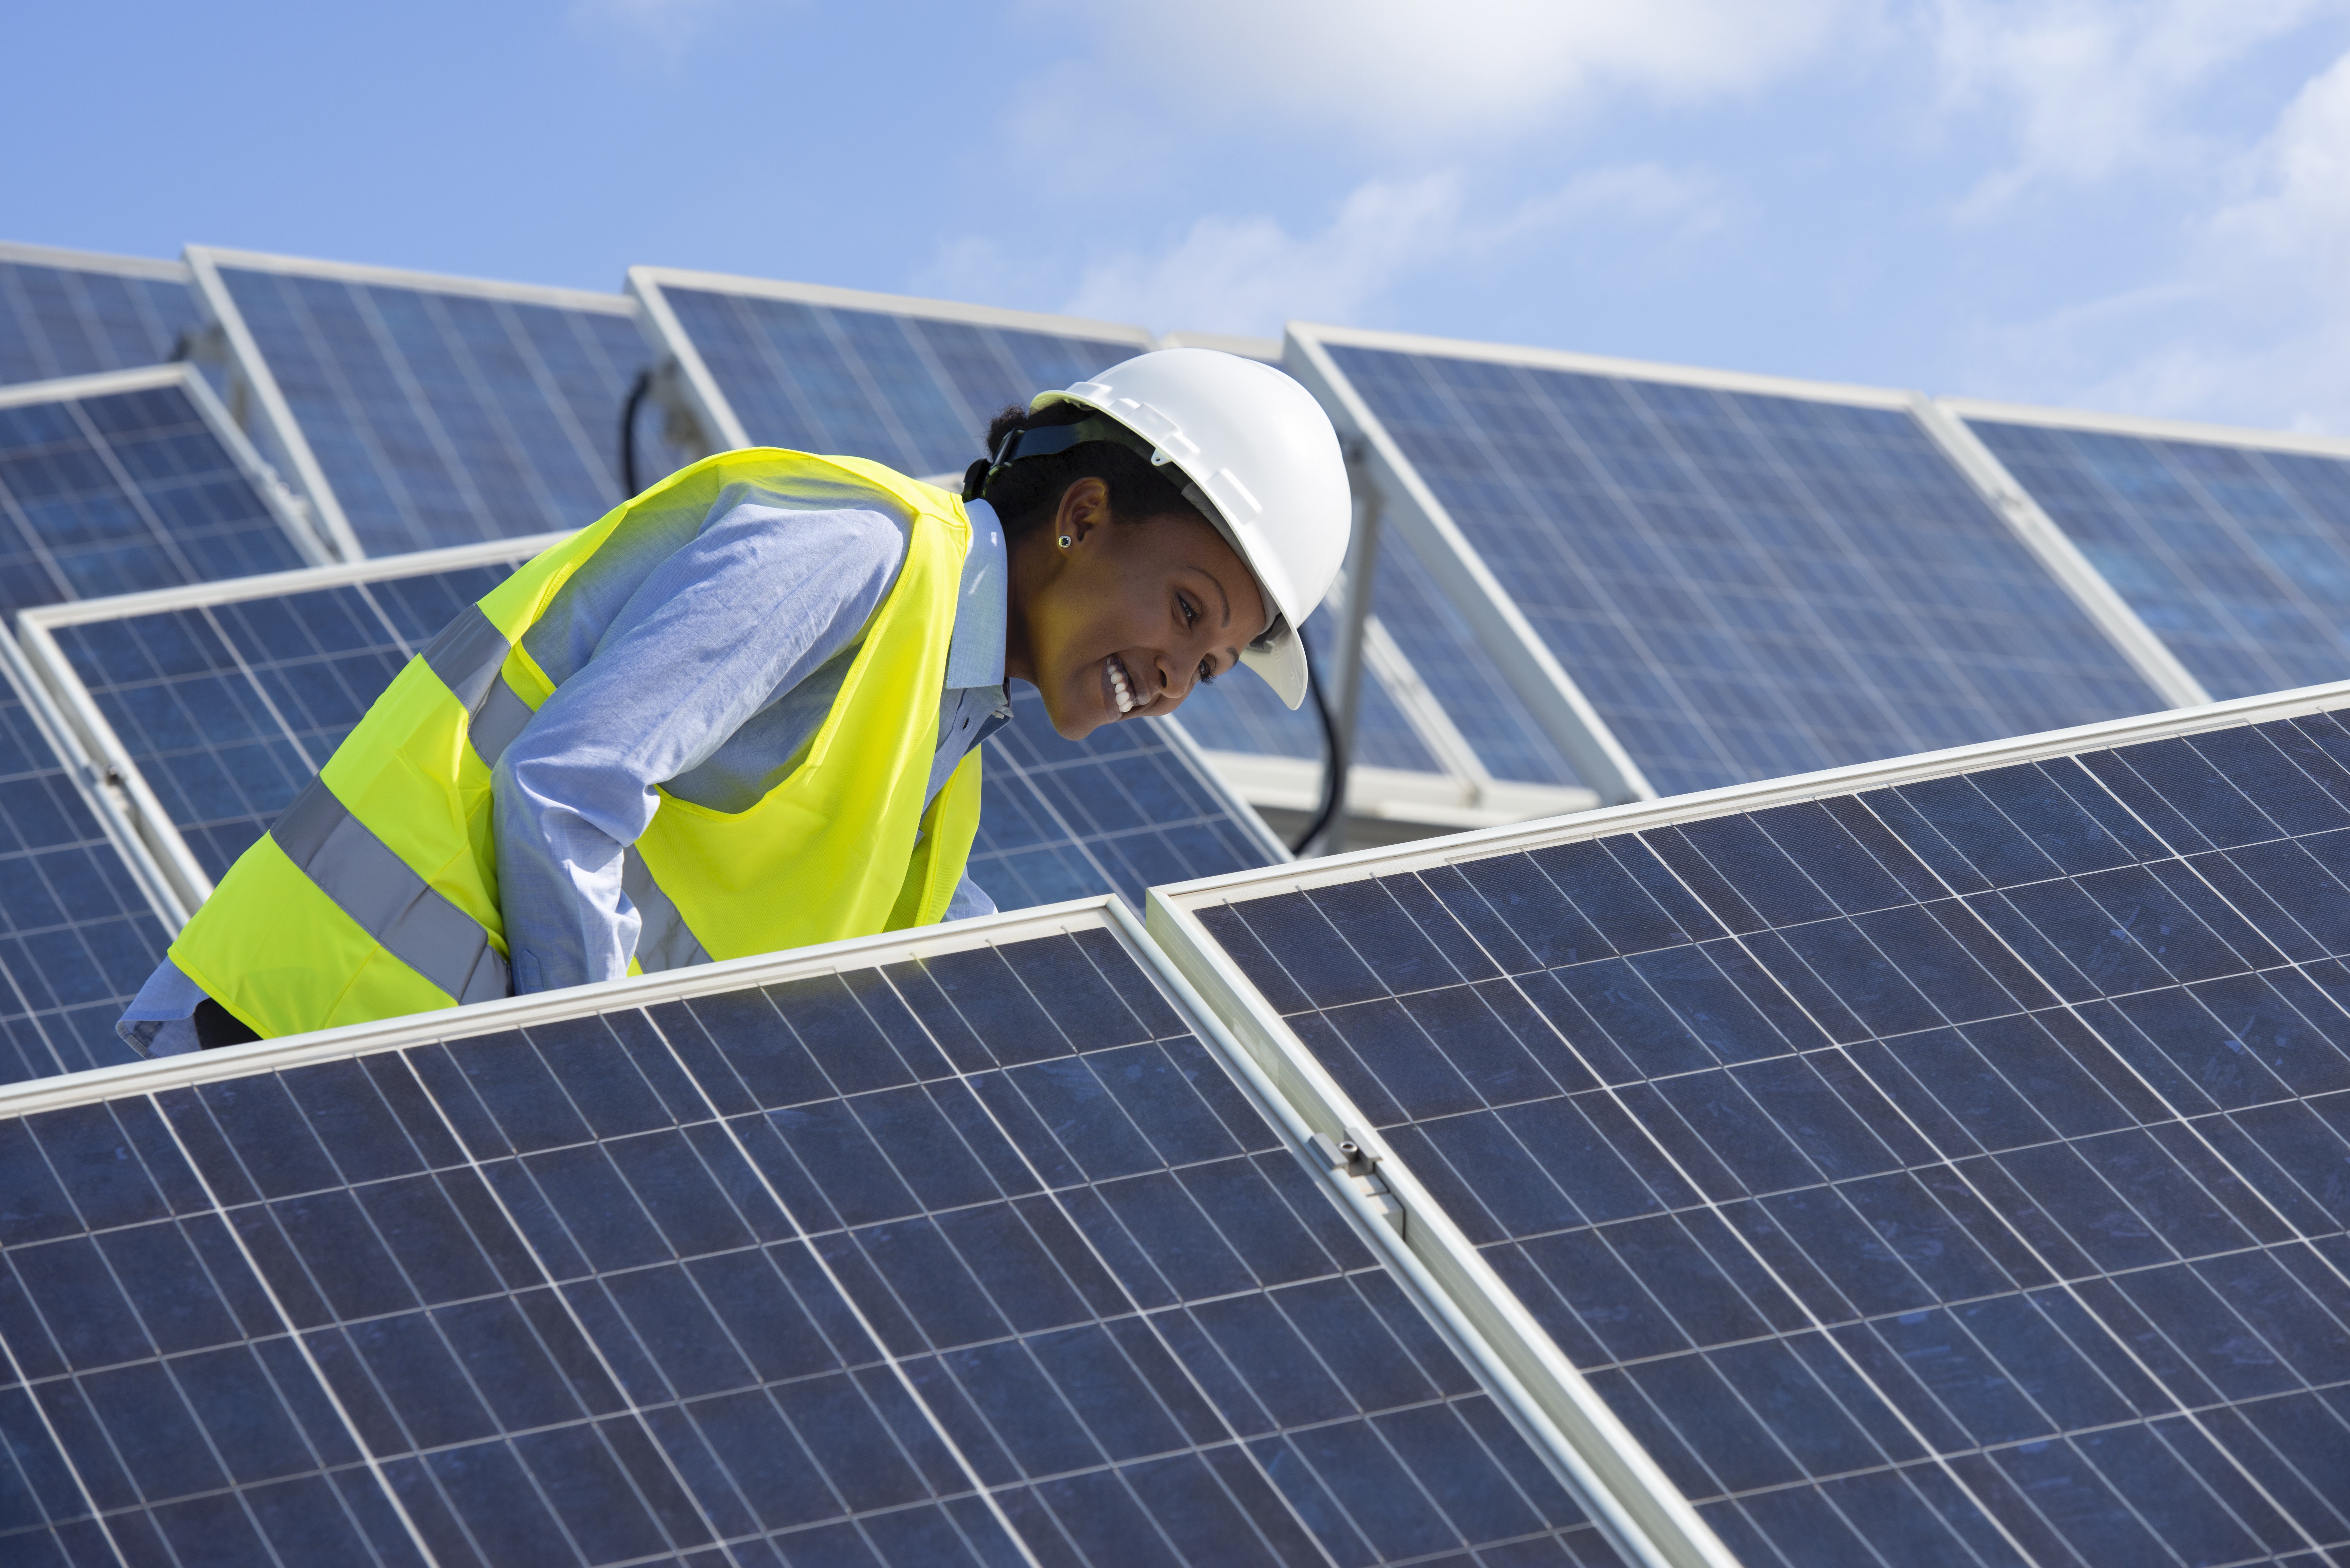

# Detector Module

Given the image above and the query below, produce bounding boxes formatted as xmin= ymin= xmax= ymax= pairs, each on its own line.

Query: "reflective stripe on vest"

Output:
xmin=420 ymin=606 xmax=534 ymax=768
xmin=270 ymin=776 xmax=511 ymax=1005
xmin=624 ymin=848 xmax=712 ymax=973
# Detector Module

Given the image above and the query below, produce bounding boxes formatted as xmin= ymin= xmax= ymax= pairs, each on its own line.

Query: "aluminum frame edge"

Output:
xmin=183 ymin=246 xmax=368 ymax=562
xmin=1284 ymin=325 xmax=1654 ymax=805
xmin=1908 ymin=395 xmax=2210 ymax=710
xmin=1140 ymin=890 xmax=1736 ymax=1568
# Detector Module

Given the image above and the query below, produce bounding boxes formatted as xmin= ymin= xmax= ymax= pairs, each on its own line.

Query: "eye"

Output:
xmin=1176 ymin=593 xmax=1199 ymax=629
xmin=1197 ymin=658 xmax=1218 ymax=686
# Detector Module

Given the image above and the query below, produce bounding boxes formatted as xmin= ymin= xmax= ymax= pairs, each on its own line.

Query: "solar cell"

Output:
xmin=0 ymin=637 xmax=178 ymax=1085
xmin=0 ymin=366 xmax=318 ymax=618
xmin=22 ymin=541 xmax=1279 ymax=922
xmin=1292 ymin=327 xmax=2185 ymax=803
xmin=1155 ymin=682 xmax=2350 ymax=1567
xmin=0 ymin=902 xmax=1632 ymax=1566
xmin=1952 ymin=400 xmax=2350 ymax=705
xmin=0 ymin=243 xmax=202 ymax=389
xmin=188 ymin=248 xmax=686 ymax=562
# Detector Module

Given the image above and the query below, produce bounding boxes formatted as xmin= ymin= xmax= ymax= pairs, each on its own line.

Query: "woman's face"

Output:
xmin=1005 ymin=477 xmax=1270 ymax=740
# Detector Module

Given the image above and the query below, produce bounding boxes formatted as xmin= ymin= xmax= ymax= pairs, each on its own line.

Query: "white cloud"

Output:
xmin=569 ymin=0 xmax=734 ymax=57
xmin=1052 ymin=165 xmax=1720 ymax=336
xmin=1968 ymin=46 xmax=2350 ymax=430
xmin=1060 ymin=0 xmax=1862 ymax=141
xmin=1928 ymin=0 xmax=2339 ymax=210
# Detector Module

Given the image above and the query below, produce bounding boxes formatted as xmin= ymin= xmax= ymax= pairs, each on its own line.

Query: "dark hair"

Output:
xmin=962 ymin=402 xmax=1209 ymax=541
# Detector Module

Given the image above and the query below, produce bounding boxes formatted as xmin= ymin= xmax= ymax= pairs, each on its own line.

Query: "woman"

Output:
xmin=117 ymin=348 xmax=1351 ymax=1052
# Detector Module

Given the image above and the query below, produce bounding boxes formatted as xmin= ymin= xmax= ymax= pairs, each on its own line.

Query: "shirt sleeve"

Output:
xmin=493 ymin=502 xmax=907 ymax=993
xmin=943 ymin=874 xmax=997 ymax=922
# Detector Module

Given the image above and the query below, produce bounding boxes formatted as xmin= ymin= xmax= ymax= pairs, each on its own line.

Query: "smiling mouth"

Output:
xmin=1107 ymin=654 xmax=1137 ymax=715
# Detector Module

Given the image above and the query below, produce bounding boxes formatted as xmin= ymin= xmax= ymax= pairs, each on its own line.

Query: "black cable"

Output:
xmin=619 ymin=369 xmax=652 ymax=497
xmin=1290 ymin=624 xmax=1347 ymax=855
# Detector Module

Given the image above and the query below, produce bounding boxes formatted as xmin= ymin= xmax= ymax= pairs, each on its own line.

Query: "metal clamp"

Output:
xmin=1308 ymin=1128 xmax=1404 ymax=1235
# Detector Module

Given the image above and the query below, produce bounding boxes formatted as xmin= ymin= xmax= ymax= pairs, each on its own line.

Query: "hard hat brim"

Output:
xmin=1240 ymin=627 xmax=1309 ymax=710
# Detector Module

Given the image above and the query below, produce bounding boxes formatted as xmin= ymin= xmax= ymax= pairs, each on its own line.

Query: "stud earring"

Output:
xmin=1058 ymin=534 xmax=1073 ymax=548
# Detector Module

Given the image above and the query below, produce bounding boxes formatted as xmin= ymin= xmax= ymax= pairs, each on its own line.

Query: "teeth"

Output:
xmin=1108 ymin=657 xmax=1134 ymax=714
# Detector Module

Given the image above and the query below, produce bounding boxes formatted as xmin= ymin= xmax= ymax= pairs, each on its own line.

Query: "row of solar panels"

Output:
xmin=21 ymin=239 xmax=2350 ymax=846
xmin=7 ymin=678 xmax=2348 ymax=1567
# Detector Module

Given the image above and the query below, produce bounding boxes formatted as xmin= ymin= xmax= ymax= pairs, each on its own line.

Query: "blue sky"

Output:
xmin=11 ymin=1 xmax=2350 ymax=431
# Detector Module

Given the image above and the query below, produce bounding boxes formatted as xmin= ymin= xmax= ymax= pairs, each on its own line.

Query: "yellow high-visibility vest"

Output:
xmin=169 ymin=449 xmax=984 ymax=1039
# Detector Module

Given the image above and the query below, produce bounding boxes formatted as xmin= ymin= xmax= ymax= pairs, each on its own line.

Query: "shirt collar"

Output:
xmin=945 ymin=498 xmax=1008 ymax=690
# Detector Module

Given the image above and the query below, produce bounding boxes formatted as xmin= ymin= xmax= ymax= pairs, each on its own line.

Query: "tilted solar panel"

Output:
xmin=1952 ymin=401 xmax=2350 ymax=705
xmin=626 ymin=270 xmax=1153 ymax=481
xmin=22 ymin=543 xmax=1279 ymax=929
xmin=0 ymin=638 xmax=178 ymax=1085
xmin=0 ymin=367 xmax=317 ymax=618
xmin=188 ymin=249 xmax=685 ymax=562
xmin=1154 ymin=684 xmax=2350 ymax=1567
xmin=0 ymin=902 xmax=1633 ymax=1566
xmin=1292 ymin=328 xmax=2186 ymax=804
xmin=0 ymin=244 xmax=202 ymax=390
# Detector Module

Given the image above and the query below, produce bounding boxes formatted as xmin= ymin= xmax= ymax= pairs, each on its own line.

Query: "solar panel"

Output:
xmin=627 ymin=270 xmax=1155 ymax=480
xmin=22 ymin=542 xmax=1280 ymax=922
xmin=1154 ymin=682 xmax=2350 ymax=1567
xmin=0 ymin=901 xmax=1634 ymax=1566
xmin=1291 ymin=327 xmax=2190 ymax=804
xmin=0 ymin=637 xmax=179 ymax=1085
xmin=0 ymin=243 xmax=203 ymax=389
xmin=0 ymin=366 xmax=319 ymax=619
xmin=187 ymin=248 xmax=686 ymax=562
xmin=1951 ymin=399 xmax=2350 ymax=705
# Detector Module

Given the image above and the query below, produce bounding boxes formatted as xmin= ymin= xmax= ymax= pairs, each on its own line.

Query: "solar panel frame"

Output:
xmin=184 ymin=247 xmax=660 ymax=564
xmin=1939 ymin=392 xmax=2350 ymax=705
xmin=0 ymin=241 xmax=202 ymax=390
xmin=0 ymin=894 xmax=1641 ymax=1567
xmin=1285 ymin=323 xmax=2204 ymax=809
xmin=1148 ymin=673 xmax=2350 ymax=1568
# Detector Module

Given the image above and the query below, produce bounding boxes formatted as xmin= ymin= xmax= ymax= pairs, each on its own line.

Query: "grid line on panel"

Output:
xmin=1192 ymin=706 xmax=2350 ymax=1566
xmin=0 ymin=257 xmax=197 ymax=388
xmin=0 ymin=379 xmax=309 ymax=616
xmin=212 ymin=261 xmax=663 ymax=558
xmin=0 ymin=662 xmax=172 ymax=1087
xmin=654 ymin=283 xmax=1145 ymax=481
xmin=0 ymin=924 xmax=1628 ymax=1566
xmin=1968 ymin=418 xmax=2350 ymax=704
xmin=1329 ymin=343 xmax=2168 ymax=798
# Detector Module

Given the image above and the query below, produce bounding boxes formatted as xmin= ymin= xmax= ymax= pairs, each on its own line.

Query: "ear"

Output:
xmin=1055 ymin=477 xmax=1113 ymax=545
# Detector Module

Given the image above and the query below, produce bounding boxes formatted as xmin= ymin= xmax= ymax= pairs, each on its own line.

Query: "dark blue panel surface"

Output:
xmin=661 ymin=287 xmax=1141 ymax=481
xmin=1331 ymin=345 xmax=2168 ymax=797
xmin=1201 ymin=707 xmax=2350 ymax=1565
xmin=217 ymin=266 xmax=684 ymax=558
xmin=0 ymin=380 xmax=308 ymax=616
xmin=972 ymin=689 xmax=1278 ymax=914
xmin=1971 ymin=418 xmax=2350 ymax=703
xmin=0 ymin=927 xmax=1626 ymax=1565
xmin=0 ymin=257 xmax=197 ymax=387
xmin=54 ymin=564 xmax=1276 ymax=911
xmin=0 ymin=660 xmax=168 ymax=1084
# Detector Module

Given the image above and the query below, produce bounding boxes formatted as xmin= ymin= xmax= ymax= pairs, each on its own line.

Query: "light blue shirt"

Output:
xmin=119 ymin=495 xmax=1010 ymax=1057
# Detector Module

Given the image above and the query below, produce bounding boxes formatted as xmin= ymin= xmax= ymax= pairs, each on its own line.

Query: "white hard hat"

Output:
xmin=1031 ymin=348 xmax=1351 ymax=709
